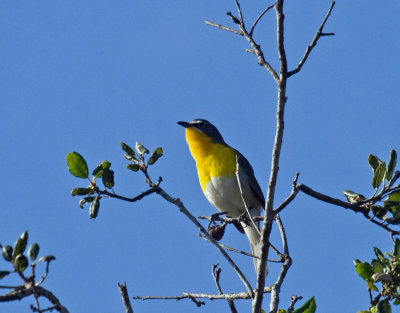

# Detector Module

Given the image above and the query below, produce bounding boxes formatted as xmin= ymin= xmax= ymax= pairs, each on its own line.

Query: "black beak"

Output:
xmin=177 ymin=121 xmax=190 ymax=128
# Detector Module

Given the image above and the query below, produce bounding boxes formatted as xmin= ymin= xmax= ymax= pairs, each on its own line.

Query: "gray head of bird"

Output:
xmin=177 ymin=119 xmax=226 ymax=144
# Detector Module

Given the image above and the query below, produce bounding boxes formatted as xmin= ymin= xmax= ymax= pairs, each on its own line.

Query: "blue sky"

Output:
xmin=1 ymin=1 xmax=400 ymax=312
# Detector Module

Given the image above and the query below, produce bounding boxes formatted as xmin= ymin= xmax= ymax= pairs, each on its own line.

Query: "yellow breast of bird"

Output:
xmin=185 ymin=128 xmax=244 ymax=217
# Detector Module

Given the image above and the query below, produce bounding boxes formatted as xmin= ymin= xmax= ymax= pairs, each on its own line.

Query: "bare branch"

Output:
xmin=250 ymin=2 xmax=276 ymax=37
xmin=204 ymin=20 xmax=244 ymax=36
xmin=95 ymin=186 xmax=158 ymax=203
xmin=233 ymin=0 xmax=245 ymax=27
xmin=288 ymin=1 xmax=335 ymax=77
xmin=212 ymin=265 xmax=238 ymax=313
xmin=199 ymin=232 xmax=283 ymax=263
xmin=297 ymin=183 xmax=400 ymax=236
xmin=236 ymin=154 xmax=261 ymax=235
xmin=269 ymin=215 xmax=292 ymax=312
xmin=254 ymin=1 xmax=288 ymax=311
xmin=287 ymin=295 xmax=303 ymax=313
xmin=0 ymin=286 xmax=69 ymax=313
xmin=153 ymin=186 xmax=254 ymax=296
xmin=118 ymin=282 xmax=134 ymax=313
xmin=274 ymin=173 xmax=300 ymax=215
xmin=133 ymin=288 xmax=272 ymax=302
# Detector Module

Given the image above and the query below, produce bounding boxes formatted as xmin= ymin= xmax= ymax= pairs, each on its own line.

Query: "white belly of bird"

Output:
xmin=204 ymin=175 xmax=245 ymax=217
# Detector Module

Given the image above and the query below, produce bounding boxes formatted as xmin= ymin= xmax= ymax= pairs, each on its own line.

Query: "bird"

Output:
xmin=178 ymin=119 xmax=265 ymax=273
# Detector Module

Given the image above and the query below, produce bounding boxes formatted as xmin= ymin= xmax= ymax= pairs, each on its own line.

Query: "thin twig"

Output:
xmin=153 ymin=186 xmax=254 ymax=297
xmin=199 ymin=232 xmax=283 ymax=263
xmin=95 ymin=186 xmax=158 ymax=203
xmin=288 ymin=1 xmax=335 ymax=77
xmin=205 ymin=21 xmax=244 ymax=36
xmin=234 ymin=0 xmax=245 ymax=27
xmin=0 ymin=286 xmax=69 ymax=313
xmin=269 ymin=215 xmax=292 ymax=312
xmin=287 ymin=295 xmax=303 ymax=313
xmin=274 ymin=173 xmax=300 ymax=215
xmin=250 ymin=2 xmax=276 ymax=36
xmin=236 ymin=155 xmax=261 ymax=235
xmin=133 ymin=288 xmax=272 ymax=302
xmin=118 ymin=282 xmax=134 ymax=313
xmin=212 ymin=265 xmax=238 ymax=313
xmin=30 ymin=304 xmax=59 ymax=313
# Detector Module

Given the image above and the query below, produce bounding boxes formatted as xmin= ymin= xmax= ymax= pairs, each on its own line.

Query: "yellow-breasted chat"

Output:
xmin=178 ymin=119 xmax=265 ymax=273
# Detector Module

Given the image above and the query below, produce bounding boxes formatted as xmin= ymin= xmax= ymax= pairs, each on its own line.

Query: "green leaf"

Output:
xmin=1 ymin=245 xmax=13 ymax=262
xmin=293 ymin=296 xmax=316 ymax=313
xmin=148 ymin=147 xmax=163 ymax=165
xmin=124 ymin=154 xmax=139 ymax=163
xmin=79 ymin=196 xmax=96 ymax=209
xmin=66 ymin=152 xmax=89 ymax=178
xmin=385 ymin=191 xmax=400 ymax=204
xmin=387 ymin=150 xmax=397 ymax=180
xmin=102 ymin=168 xmax=114 ymax=189
xmin=0 ymin=271 xmax=10 ymax=279
xmin=37 ymin=255 xmax=56 ymax=263
xmin=367 ymin=280 xmax=379 ymax=292
xmin=101 ymin=160 xmax=111 ymax=169
xmin=371 ymin=259 xmax=383 ymax=273
xmin=355 ymin=262 xmax=374 ymax=280
xmin=376 ymin=300 xmax=391 ymax=313
xmin=90 ymin=196 xmax=100 ymax=219
xmin=27 ymin=243 xmax=40 ymax=261
xmin=92 ymin=161 xmax=112 ymax=178
xmin=135 ymin=142 xmax=149 ymax=155
xmin=343 ymin=190 xmax=366 ymax=204
xmin=369 ymin=154 xmax=381 ymax=172
xmin=357 ymin=311 xmax=371 ymax=313
xmin=371 ymin=205 xmax=387 ymax=220
xmin=120 ymin=142 xmax=136 ymax=157
xmin=277 ymin=310 xmax=287 ymax=313
xmin=374 ymin=247 xmax=385 ymax=259
xmin=14 ymin=254 xmax=28 ymax=273
xmin=71 ymin=187 xmax=91 ymax=196
xmin=372 ymin=162 xmax=386 ymax=189
xmin=92 ymin=164 xmax=103 ymax=178
xmin=12 ymin=231 xmax=28 ymax=260
xmin=127 ymin=164 xmax=140 ymax=172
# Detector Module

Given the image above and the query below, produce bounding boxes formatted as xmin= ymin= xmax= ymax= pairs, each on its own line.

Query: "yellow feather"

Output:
xmin=185 ymin=128 xmax=236 ymax=192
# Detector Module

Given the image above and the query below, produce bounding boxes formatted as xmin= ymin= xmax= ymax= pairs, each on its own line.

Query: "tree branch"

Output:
xmin=0 ymin=286 xmax=69 ymax=313
xmin=204 ymin=20 xmax=244 ymax=36
xmin=118 ymin=282 xmax=134 ymax=313
xmin=152 ymin=186 xmax=255 ymax=296
xmin=133 ymin=288 xmax=272 ymax=302
xmin=287 ymin=1 xmax=335 ymax=77
xmin=274 ymin=173 xmax=299 ymax=215
xmin=269 ymin=215 xmax=292 ymax=312
xmin=287 ymin=295 xmax=303 ymax=313
xmin=250 ymin=2 xmax=276 ymax=37
xmin=212 ymin=264 xmax=238 ymax=313
xmin=253 ymin=0 xmax=288 ymax=312
xmin=297 ymin=183 xmax=400 ymax=236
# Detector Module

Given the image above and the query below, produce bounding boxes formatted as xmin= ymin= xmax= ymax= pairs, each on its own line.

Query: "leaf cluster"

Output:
xmin=0 ymin=230 xmax=55 ymax=278
xmin=343 ymin=150 xmax=400 ymax=225
xmin=355 ymin=239 xmax=400 ymax=312
xmin=66 ymin=142 xmax=163 ymax=219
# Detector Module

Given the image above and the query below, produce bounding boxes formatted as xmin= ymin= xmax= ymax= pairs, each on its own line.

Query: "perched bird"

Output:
xmin=178 ymin=119 xmax=265 ymax=273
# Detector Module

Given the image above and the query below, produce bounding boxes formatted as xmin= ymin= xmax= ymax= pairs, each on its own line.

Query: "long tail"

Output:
xmin=241 ymin=207 xmax=266 ymax=275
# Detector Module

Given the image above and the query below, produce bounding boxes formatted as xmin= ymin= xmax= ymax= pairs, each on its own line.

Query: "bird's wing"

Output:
xmin=235 ymin=150 xmax=266 ymax=210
